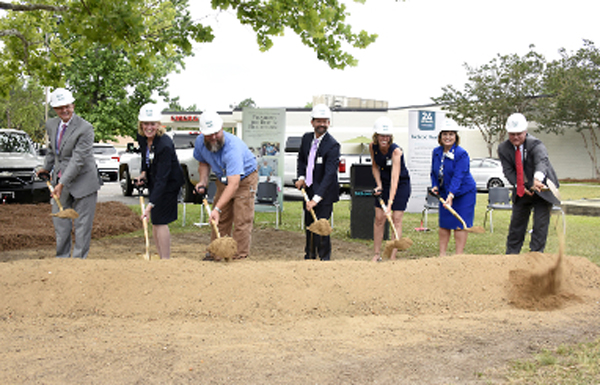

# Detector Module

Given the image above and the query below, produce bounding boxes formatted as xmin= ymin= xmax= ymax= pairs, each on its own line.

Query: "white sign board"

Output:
xmin=406 ymin=110 xmax=444 ymax=213
xmin=241 ymin=108 xmax=286 ymax=207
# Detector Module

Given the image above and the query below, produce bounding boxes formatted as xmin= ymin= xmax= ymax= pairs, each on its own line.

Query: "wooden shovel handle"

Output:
xmin=139 ymin=196 xmax=150 ymax=260
xmin=202 ymin=198 xmax=221 ymax=238
xmin=378 ymin=197 xmax=399 ymax=240
xmin=428 ymin=190 xmax=469 ymax=229
xmin=300 ymin=188 xmax=318 ymax=222
xmin=46 ymin=181 xmax=65 ymax=211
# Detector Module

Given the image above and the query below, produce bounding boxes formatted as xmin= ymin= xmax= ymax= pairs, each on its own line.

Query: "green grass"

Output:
xmin=503 ymin=338 xmax=600 ymax=384
xmin=160 ymin=183 xmax=600 ymax=265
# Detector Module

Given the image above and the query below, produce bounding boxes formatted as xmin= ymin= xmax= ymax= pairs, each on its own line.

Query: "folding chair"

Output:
xmin=254 ymin=181 xmax=281 ymax=229
xmin=483 ymin=187 xmax=512 ymax=232
xmin=419 ymin=193 xmax=439 ymax=230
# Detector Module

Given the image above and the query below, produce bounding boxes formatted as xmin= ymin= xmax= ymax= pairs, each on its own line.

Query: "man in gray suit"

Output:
xmin=498 ymin=113 xmax=560 ymax=254
xmin=37 ymin=88 xmax=101 ymax=258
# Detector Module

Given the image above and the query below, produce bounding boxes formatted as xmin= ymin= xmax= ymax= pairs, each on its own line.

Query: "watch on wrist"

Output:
xmin=214 ymin=206 xmax=222 ymax=214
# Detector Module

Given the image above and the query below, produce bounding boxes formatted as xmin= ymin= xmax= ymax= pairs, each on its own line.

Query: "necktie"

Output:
xmin=57 ymin=123 xmax=67 ymax=150
xmin=305 ymin=138 xmax=318 ymax=187
xmin=515 ymin=146 xmax=525 ymax=197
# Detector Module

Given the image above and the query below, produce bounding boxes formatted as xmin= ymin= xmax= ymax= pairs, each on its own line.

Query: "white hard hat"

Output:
xmin=199 ymin=110 xmax=223 ymax=135
xmin=373 ymin=116 xmax=393 ymax=135
xmin=138 ymin=103 xmax=162 ymax=122
xmin=50 ymin=88 xmax=75 ymax=107
xmin=442 ymin=118 xmax=460 ymax=132
xmin=505 ymin=113 xmax=528 ymax=133
xmin=311 ymin=104 xmax=332 ymax=120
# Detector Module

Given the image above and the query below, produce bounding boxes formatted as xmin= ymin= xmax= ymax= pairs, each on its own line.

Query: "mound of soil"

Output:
xmin=0 ymin=202 xmax=141 ymax=252
xmin=1 ymin=202 xmax=600 ymax=384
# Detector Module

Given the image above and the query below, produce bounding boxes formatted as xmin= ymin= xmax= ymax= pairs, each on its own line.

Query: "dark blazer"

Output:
xmin=43 ymin=114 xmax=101 ymax=198
xmin=498 ymin=134 xmax=560 ymax=205
xmin=297 ymin=131 xmax=340 ymax=205
xmin=139 ymin=133 xmax=185 ymax=204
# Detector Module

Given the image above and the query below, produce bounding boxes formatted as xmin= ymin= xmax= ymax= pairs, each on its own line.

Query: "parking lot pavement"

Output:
xmin=99 ymin=183 xmax=348 ymax=206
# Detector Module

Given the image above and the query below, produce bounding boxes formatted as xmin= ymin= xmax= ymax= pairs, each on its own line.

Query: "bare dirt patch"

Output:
xmin=1 ymin=203 xmax=600 ymax=384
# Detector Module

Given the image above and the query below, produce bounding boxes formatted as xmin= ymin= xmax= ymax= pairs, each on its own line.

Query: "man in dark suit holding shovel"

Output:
xmin=498 ymin=113 xmax=560 ymax=254
xmin=295 ymin=104 xmax=340 ymax=260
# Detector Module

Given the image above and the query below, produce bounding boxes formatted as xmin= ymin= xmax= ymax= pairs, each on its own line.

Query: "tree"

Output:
xmin=236 ymin=98 xmax=257 ymax=109
xmin=433 ymin=46 xmax=546 ymax=156
xmin=0 ymin=79 xmax=46 ymax=142
xmin=535 ymin=40 xmax=600 ymax=179
xmin=66 ymin=45 xmax=178 ymax=142
xmin=0 ymin=0 xmax=377 ymax=92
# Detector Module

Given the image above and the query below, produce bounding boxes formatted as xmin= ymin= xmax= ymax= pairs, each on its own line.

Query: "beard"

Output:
xmin=205 ymin=137 xmax=224 ymax=153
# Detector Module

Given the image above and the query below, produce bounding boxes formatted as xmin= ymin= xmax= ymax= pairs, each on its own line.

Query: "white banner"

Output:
xmin=241 ymin=108 xmax=286 ymax=207
xmin=406 ymin=110 xmax=444 ymax=213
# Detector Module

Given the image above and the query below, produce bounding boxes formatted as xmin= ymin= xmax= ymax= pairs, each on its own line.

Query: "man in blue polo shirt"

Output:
xmin=193 ymin=111 xmax=258 ymax=260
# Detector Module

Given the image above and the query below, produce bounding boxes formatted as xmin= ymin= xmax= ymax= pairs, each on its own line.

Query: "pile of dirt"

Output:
xmin=1 ymin=203 xmax=600 ymax=384
xmin=0 ymin=201 xmax=141 ymax=252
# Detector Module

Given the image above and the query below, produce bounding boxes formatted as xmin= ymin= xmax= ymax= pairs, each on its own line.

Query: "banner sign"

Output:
xmin=241 ymin=108 xmax=286 ymax=208
xmin=406 ymin=110 xmax=444 ymax=213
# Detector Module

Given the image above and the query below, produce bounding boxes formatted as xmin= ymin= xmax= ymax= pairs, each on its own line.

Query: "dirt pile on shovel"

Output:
xmin=308 ymin=219 xmax=332 ymax=236
xmin=207 ymin=236 xmax=238 ymax=261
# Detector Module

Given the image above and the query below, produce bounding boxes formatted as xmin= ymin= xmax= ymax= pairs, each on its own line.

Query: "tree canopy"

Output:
xmin=433 ymin=46 xmax=546 ymax=156
xmin=535 ymin=40 xmax=600 ymax=178
xmin=0 ymin=0 xmax=377 ymax=91
xmin=0 ymin=0 xmax=377 ymax=140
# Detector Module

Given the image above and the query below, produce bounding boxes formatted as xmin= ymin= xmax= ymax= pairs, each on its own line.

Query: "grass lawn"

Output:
xmin=172 ymin=182 xmax=600 ymax=265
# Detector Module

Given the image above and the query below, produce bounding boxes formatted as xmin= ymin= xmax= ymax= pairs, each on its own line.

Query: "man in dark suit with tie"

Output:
xmin=498 ymin=113 xmax=560 ymax=254
xmin=37 ymin=88 xmax=101 ymax=258
xmin=295 ymin=104 xmax=340 ymax=260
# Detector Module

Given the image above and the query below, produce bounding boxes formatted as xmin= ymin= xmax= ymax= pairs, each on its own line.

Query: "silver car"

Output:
xmin=470 ymin=157 xmax=511 ymax=191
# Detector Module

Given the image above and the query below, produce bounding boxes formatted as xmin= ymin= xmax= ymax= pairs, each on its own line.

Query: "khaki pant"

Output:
xmin=213 ymin=171 xmax=258 ymax=257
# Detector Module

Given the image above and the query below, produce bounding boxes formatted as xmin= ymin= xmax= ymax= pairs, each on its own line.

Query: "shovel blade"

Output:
xmin=51 ymin=209 xmax=79 ymax=219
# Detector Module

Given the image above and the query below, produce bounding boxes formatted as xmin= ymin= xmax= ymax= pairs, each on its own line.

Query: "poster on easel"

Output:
xmin=241 ymin=108 xmax=286 ymax=208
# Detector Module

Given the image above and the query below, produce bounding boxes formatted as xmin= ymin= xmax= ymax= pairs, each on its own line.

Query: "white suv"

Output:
xmin=93 ymin=143 xmax=119 ymax=182
xmin=118 ymin=130 xmax=201 ymax=201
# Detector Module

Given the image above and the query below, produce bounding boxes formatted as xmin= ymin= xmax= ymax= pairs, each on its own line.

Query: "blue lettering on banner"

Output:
xmin=418 ymin=111 xmax=435 ymax=131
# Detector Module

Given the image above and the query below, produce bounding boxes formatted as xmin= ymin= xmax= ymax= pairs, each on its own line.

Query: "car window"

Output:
xmin=0 ymin=132 xmax=34 ymax=154
xmin=481 ymin=160 xmax=497 ymax=168
xmin=93 ymin=145 xmax=117 ymax=155
xmin=172 ymin=134 xmax=199 ymax=149
xmin=470 ymin=159 xmax=482 ymax=168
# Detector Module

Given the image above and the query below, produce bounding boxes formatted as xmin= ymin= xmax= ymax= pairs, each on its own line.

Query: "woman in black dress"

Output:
xmin=369 ymin=116 xmax=411 ymax=261
xmin=135 ymin=103 xmax=184 ymax=259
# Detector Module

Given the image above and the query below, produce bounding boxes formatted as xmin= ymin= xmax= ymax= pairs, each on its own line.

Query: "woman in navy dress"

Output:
xmin=135 ymin=103 xmax=184 ymax=259
xmin=430 ymin=118 xmax=477 ymax=256
xmin=370 ymin=117 xmax=411 ymax=261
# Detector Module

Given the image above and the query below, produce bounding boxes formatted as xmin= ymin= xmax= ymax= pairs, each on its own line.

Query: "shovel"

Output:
xmin=202 ymin=198 xmax=237 ymax=262
xmin=378 ymin=197 xmax=413 ymax=258
xmin=300 ymin=188 xmax=332 ymax=236
xmin=139 ymin=196 xmax=151 ymax=261
xmin=44 ymin=180 xmax=79 ymax=219
xmin=428 ymin=190 xmax=485 ymax=234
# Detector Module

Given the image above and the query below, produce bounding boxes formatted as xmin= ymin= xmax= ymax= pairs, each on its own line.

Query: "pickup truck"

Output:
xmin=118 ymin=130 xmax=201 ymax=202
xmin=284 ymin=136 xmax=371 ymax=193
xmin=0 ymin=128 xmax=51 ymax=203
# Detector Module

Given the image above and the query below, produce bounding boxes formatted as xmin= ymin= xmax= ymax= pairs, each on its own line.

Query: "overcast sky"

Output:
xmin=166 ymin=0 xmax=599 ymax=112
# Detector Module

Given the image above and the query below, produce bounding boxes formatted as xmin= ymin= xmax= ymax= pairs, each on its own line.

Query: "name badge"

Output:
xmin=386 ymin=159 xmax=392 ymax=166
xmin=316 ymin=157 xmax=323 ymax=164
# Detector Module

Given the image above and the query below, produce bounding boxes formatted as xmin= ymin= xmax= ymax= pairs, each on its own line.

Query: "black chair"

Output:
xmin=255 ymin=182 xmax=281 ymax=228
xmin=483 ymin=187 xmax=512 ymax=232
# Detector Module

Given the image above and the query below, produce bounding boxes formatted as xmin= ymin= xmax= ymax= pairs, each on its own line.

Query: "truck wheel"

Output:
xmin=182 ymin=177 xmax=195 ymax=203
xmin=121 ymin=169 xmax=134 ymax=196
